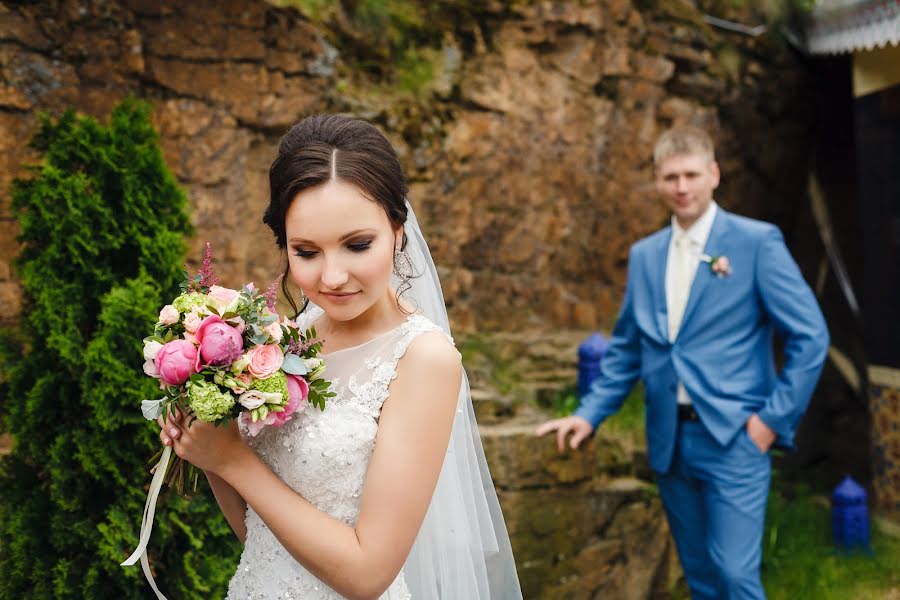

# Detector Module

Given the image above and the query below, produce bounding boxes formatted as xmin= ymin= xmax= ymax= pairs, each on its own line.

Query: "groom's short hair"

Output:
xmin=654 ymin=126 xmax=715 ymax=167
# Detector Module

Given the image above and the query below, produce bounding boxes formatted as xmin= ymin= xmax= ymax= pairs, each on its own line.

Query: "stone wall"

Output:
xmin=482 ymin=412 xmax=680 ymax=598
xmin=871 ymin=367 xmax=900 ymax=520
xmin=0 ymin=3 xmax=822 ymax=594
xmin=0 ymin=0 xmax=817 ymax=336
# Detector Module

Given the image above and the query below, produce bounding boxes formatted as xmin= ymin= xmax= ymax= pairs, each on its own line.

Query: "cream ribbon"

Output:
xmin=121 ymin=444 xmax=172 ymax=600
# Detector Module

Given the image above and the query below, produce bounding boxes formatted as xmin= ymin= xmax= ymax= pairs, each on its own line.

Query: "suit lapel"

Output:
xmin=678 ymin=209 xmax=731 ymax=332
xmin=653 ymin=228 xmax=672 ymax=342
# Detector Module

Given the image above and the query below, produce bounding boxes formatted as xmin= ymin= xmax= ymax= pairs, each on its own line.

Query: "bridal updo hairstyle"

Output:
xmin=264 ymin=114 xmax=410 ymax=315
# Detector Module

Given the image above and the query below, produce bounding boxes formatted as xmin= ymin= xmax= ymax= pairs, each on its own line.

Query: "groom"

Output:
xmin=537 ymin=126 xmax=828 ymax=599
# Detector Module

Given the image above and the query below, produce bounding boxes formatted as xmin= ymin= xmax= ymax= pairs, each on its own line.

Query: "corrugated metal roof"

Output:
xmin=806 ymin=0 xmax=900 ymax=54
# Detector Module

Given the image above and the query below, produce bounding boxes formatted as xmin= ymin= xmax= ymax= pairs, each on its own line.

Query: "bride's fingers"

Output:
xmin=157 ymin=413 xmax=182 ymax=439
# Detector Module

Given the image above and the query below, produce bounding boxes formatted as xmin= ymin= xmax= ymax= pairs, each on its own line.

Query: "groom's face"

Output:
xmin=655 ymin=152 xmax=720 ymax=229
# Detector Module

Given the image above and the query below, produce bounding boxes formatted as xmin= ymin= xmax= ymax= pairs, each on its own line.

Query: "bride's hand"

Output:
xmin=157 ymin=405 xmax=186 ymax=447
xmin=157 ymin=408 xmax=246 ymax=474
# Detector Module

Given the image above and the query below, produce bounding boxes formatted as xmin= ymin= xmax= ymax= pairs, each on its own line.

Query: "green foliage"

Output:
xmin=275 ymin=0 xmax=519 ymax=93
xmin=760 ymin=486 xmax=900 ymax=599
xmin=548 ymin=382 xmax=646 ymax=437
xmin=0 ymin=100 xmax=241 ymax=599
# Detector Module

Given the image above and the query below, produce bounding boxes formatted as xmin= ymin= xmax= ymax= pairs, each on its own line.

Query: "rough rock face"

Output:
xmin=0 ymin=3 xmax=815 ymax=594
xmin=0 ymin=0 xmax=815 ymax=335
xmin=481 ymin=419 xmax=681 ymax=598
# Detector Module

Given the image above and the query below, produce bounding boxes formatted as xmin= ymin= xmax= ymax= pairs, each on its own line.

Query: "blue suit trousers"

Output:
xmin=656 ymin=420 xmax=770 ymax=600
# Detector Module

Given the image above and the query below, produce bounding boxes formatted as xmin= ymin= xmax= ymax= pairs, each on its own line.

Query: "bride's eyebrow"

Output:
xmin=288 ymin=229 xmax=376 ymax=245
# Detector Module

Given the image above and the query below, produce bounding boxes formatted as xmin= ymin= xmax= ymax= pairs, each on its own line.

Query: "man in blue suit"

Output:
xmin=537 ymin=127 xmax=829 ymax=599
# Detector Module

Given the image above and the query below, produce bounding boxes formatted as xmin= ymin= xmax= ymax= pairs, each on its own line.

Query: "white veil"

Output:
xmin=394 ymin=202 xmax=522 ymax=599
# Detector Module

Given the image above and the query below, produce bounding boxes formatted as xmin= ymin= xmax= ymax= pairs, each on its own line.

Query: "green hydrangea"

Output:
xmin=250 ymin=371 xmax=289 ymax=405
xmin=172 ymin=291 xmax=208 ymax=313
xmin=187 ymin=380 xmax=236 ymax=421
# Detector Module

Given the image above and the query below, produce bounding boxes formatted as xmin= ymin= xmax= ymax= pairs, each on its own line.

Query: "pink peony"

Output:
xmin=154 ymin=339 xmax=198 ymax=386
xmin=241 ymin=410 xmax=276 ymax=437
xmin=158 ymin=305 xmax=179 ymax=326
xmin=274 ymin=374 xmax=308 ymax=426
xmin=195 ymin=315 xmax=244 ymax=368
xmin=245 ymin=344 xmax=284 ymax=379
xmin=208 ymin=285 xmax=240 ymax=311
xmin=228 ymin=316 xmax=246 ymax=334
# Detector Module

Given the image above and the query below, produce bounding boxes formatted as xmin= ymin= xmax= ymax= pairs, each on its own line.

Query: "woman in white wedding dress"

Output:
xmin=158 ymin=115 xmax=522 ymax=599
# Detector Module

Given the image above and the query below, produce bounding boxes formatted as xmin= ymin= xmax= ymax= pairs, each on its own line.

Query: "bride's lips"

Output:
xmin=319 ymin=291 xmax=360 ymax=304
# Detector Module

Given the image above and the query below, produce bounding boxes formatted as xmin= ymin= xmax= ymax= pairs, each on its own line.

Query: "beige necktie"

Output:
xmin=668 ymin=232 xmax=693 ymax=341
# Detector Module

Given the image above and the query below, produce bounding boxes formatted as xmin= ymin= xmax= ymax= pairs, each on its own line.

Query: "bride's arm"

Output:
xmin=205 ymin=471 xmax=248 ymax=543
xmin=171 ymin=330 xmax=461 ymax=600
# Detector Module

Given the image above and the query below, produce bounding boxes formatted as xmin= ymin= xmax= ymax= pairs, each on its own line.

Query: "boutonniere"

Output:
xmin=700 ymin=254 xmax=731 ymax=278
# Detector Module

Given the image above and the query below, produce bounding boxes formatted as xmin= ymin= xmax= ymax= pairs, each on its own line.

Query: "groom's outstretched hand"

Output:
xmin=535 ymin=416 xmax=594 ymax=452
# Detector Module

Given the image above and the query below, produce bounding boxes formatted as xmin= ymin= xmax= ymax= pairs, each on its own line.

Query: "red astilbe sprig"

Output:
xmin=264 ymin=275 xmax=283 ymax=312
xmin=197 ymin=242 xmax=219 ymax=290
xmin=286 ymin=336 xmax=322 ymax=356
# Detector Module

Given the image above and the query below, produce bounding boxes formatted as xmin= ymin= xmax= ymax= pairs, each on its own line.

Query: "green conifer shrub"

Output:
xmin=0 ymin=99 xmax=241 ymax=599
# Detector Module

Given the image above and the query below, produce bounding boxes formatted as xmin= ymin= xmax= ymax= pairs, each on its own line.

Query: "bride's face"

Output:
xmin=285 ymin=179 xmax=400 ymax=322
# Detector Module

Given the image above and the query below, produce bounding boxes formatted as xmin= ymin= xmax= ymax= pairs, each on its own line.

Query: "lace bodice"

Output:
xmin=225 ymin=311 xmax=447 ymax=600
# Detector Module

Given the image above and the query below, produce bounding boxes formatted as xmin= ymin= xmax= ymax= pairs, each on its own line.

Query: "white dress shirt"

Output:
xmin=665 ymin=201 xmax=718 ymax=405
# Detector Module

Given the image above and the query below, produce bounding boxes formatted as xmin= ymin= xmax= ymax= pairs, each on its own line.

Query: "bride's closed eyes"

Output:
xmin=293 ymin=238 xmax=374 ymax=259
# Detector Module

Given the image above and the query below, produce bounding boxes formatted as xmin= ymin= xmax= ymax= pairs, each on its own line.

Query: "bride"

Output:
xmin=157 ymin=114 xmax=522 ymax=599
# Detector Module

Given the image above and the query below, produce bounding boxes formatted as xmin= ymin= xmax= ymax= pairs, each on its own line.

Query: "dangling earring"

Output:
xmin=298 ymin=287 xmax=307 ymax=307
xmin=393 ymin=248 xmax=413 ymax=280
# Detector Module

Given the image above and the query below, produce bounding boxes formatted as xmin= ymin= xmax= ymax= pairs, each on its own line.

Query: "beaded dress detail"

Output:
xmin=225 ymin=310 xmax=445 ymax=600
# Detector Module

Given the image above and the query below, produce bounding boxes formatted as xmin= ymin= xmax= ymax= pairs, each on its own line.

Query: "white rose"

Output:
xmin=304 ymin=357 xmax=325 ymax=381
xmin=143 ymin=340 xmax=163 ymax=361
xmin=238 ymin=389 xmax=282 ymax=410
xmin=265 ymin=322 xmax=283 ymax=342
xmin=303 ymin=357 xmax=323 ymax=371
xmin=143 ymin=359 xmax=160 ymax=378
xmin=158 ymin=304 xmax=180 ymax=325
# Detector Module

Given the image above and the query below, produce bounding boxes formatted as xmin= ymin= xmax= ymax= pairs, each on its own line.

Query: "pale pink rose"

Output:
xmin=265 ymin=321 xmax=283 ymax=342
xmin=158 ymin=305 xmax=179 ymax=326
xmin=241 ymin=410 xmax=277 ymax=437
xmin=183 ymin=331 xmax=198 ymax=345
xmin=183 ymin=310 xmax=203 ymax=333
xmin=208 ymin=285 xmax=240 ymax=311
xmin=154 ymin=339 xmax=198 ymax=386
xmin=245 ymin=344 xmax=284 ymax=379
xmin=195 ymin=316 xmax=244 ymax=368
xmin=281 ymin=316 xmax=298 ymax=330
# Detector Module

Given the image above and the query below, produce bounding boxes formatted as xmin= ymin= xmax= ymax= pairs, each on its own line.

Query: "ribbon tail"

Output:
xmin=121 ymin=445 xmax=172 ymax=599
xmin=140 ymin=546 xmax=169 ymax=600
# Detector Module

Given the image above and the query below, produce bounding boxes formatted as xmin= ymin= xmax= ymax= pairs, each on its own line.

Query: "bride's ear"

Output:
xmin=395 ymin=227 xmax=407 ymax=252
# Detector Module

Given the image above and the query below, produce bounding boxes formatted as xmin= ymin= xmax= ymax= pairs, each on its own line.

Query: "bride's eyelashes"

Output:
xmin=346 ymin=239 xmax=373 ymax=253
xmin=292 ymin=239 xmax=373 ymax=260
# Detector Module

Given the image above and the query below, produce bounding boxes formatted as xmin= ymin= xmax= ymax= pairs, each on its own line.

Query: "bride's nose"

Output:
xmin=320 ymin=256 xmax=349 ymax=289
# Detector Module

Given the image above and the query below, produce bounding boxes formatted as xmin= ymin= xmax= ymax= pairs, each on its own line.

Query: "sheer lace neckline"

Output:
xmin=316 ymin=313 xmax=418 ymax=358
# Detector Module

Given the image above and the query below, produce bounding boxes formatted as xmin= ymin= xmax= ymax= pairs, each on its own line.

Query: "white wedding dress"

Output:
xmin=226 ymin=309 xmax=445 ymax=600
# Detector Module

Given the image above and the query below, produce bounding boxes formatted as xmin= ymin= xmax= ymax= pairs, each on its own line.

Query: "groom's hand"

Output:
xmin=535 ymin=416 xmax=594 ymax=452
xmin=746 ymin=413 xmax=776 ymax=453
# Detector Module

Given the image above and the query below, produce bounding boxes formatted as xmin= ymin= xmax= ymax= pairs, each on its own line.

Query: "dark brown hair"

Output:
xmin=264 ymin=114 xmax=410 ymax=315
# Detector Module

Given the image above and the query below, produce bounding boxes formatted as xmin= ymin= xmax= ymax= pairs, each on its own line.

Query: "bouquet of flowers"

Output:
xmin=122 ymin=244 xmax=333 ymax=598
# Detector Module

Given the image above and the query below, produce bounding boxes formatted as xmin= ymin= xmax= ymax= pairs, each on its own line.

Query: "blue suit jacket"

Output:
xmin=575 ymin=209 xmax=829 ymax=473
